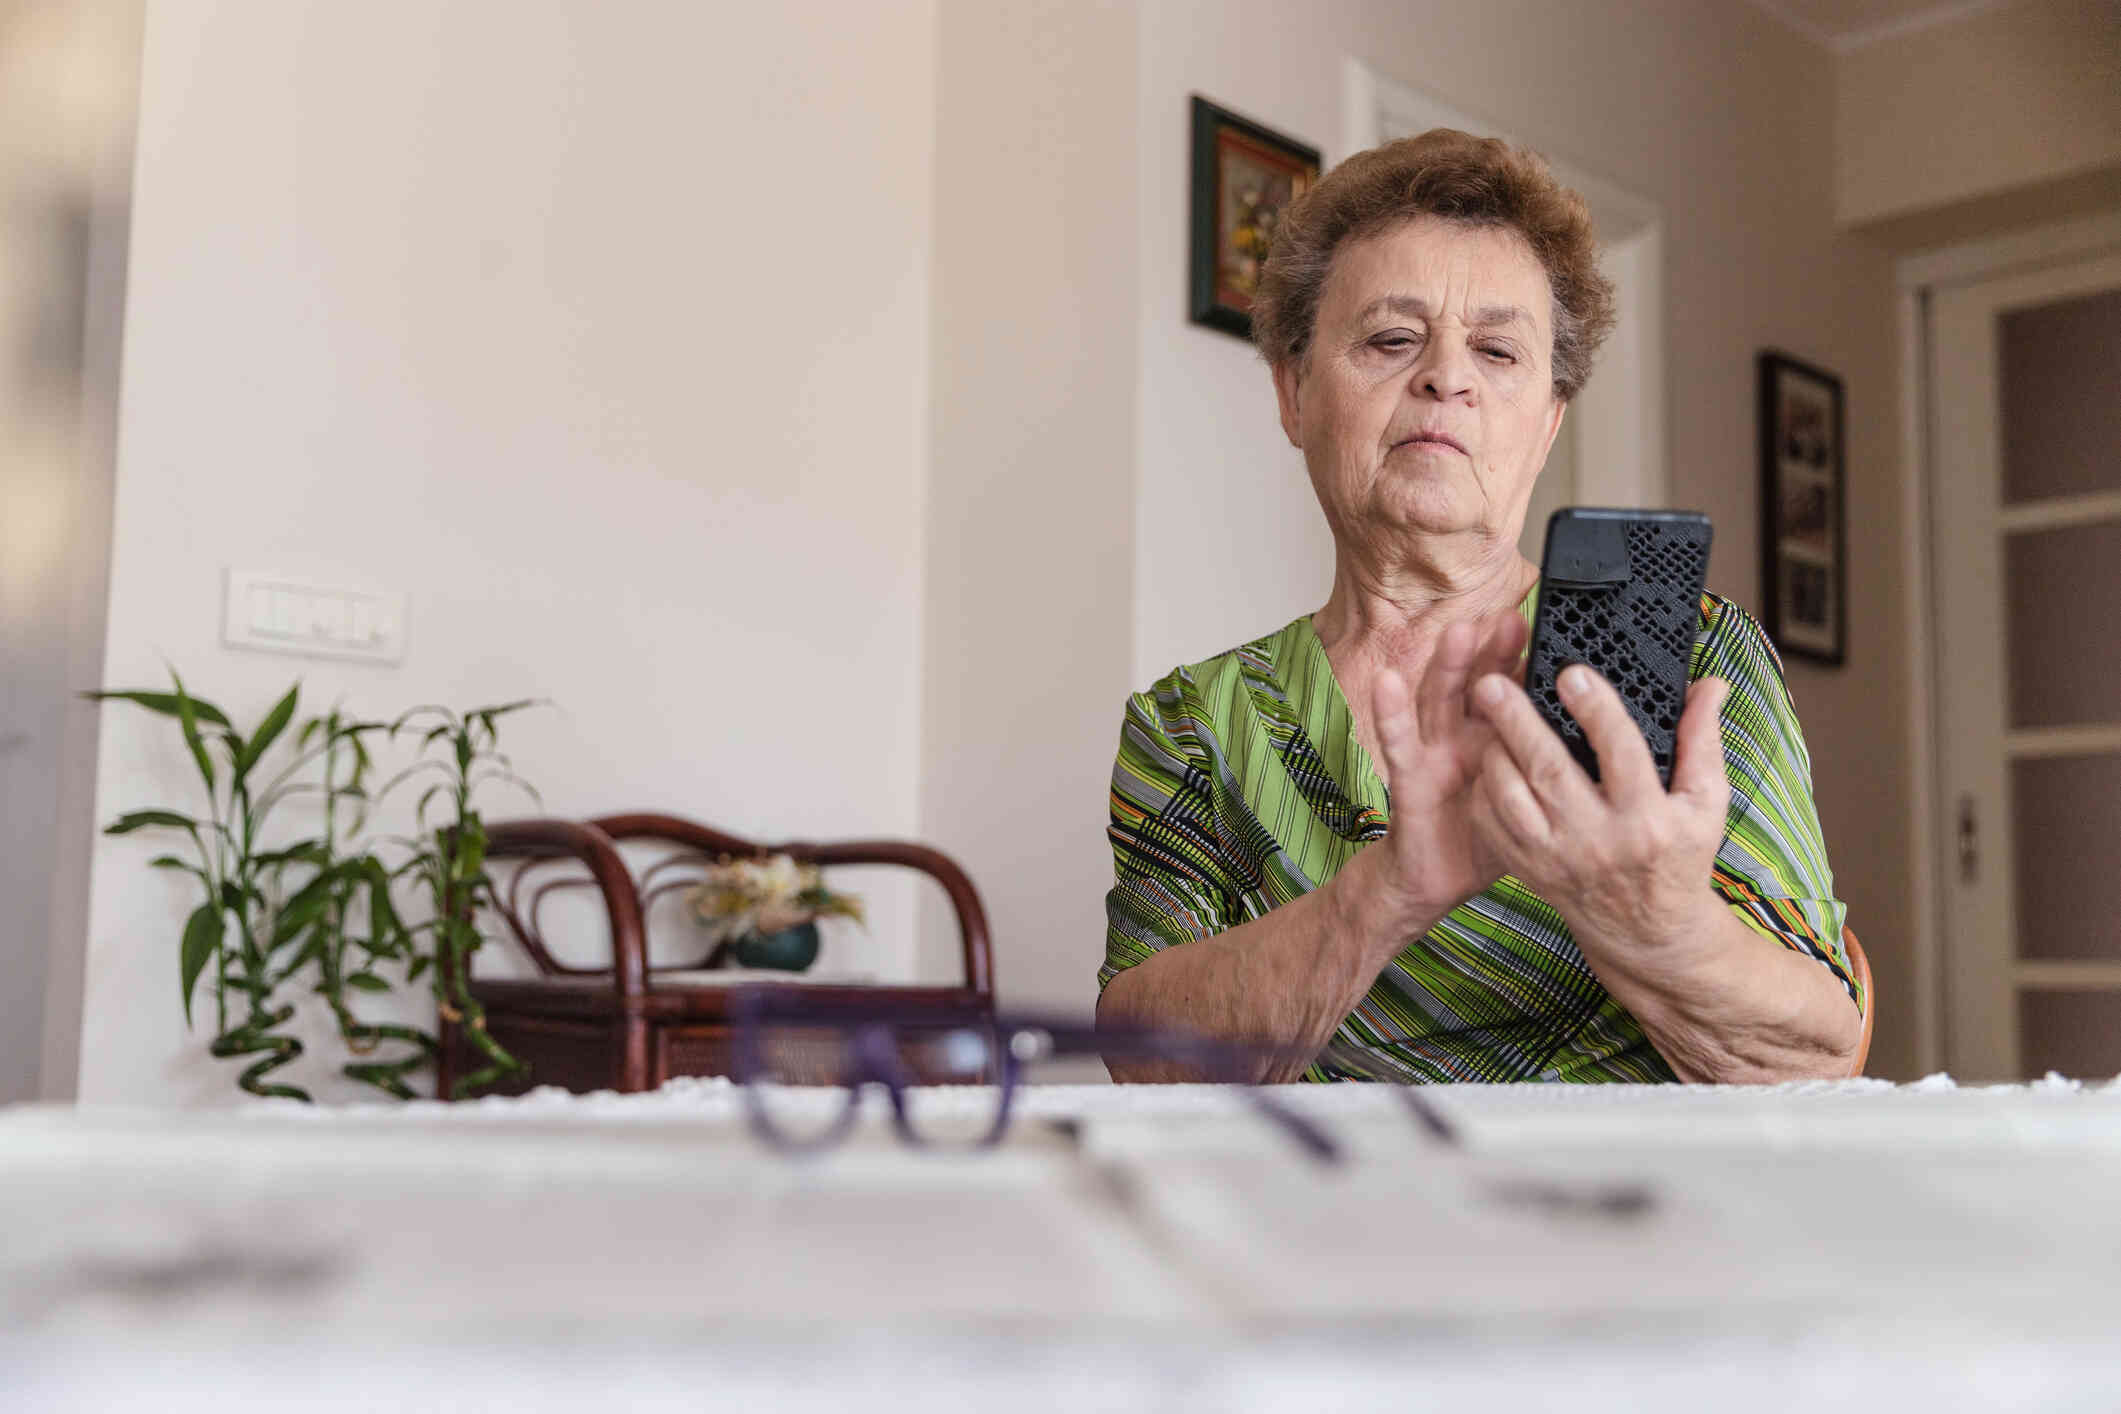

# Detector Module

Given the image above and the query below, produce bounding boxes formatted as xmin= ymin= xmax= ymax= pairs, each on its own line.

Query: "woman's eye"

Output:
xmin=1478 ymin=345 xmax=1516 ymax=364
xmin=1372 ymin=334 xmax=1418 ymax=352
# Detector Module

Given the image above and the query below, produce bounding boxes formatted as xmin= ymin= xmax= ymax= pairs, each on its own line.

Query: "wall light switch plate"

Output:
xmin=222 ymin=571 xmax=407 ymax=665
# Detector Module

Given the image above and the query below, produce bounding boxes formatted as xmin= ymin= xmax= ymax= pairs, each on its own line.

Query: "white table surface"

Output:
xmin=6 ymin=1075 xmax=2121 ymax=1411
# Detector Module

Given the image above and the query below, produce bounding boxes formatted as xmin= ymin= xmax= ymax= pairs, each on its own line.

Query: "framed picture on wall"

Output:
xmin=1758 ymin=350 xmax=1847 ymax=665
xmin=1189 ymin=96 xmax=1321 ymax=340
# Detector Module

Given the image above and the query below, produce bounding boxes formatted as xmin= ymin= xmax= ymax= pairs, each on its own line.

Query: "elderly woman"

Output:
xmin=1098 ymin=130 xmax=1863 ymax=1085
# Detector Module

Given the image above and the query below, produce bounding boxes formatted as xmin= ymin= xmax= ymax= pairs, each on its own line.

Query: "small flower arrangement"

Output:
xmin=685 ymin=853 xmax=865 ymax=953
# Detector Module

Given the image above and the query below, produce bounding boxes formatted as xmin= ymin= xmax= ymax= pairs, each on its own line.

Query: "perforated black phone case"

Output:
xmin=1523 ymin=509 xmax=1713 ymax=786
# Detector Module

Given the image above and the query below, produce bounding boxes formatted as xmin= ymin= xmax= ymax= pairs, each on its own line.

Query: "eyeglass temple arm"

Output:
xmin=1028 ymin=1023 xmax=1345 ymax=1161
xmin=1390 ymin=1084 xmax=1460 ymax=1144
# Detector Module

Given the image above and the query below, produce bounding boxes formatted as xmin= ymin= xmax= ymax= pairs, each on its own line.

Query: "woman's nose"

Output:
xmin=1412 ymin=343 xmax=1476 ymax=401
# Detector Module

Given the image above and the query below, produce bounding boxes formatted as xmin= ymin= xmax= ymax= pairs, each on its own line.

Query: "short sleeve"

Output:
xmin=1692 ymin=596 xmax=1864 ymax=1015
xmin=1099 ymin=681 xmax=1239 ymax=993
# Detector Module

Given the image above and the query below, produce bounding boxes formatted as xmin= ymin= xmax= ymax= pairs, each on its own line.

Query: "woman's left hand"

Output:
xmin=1464 ymin=665 xmax=1732 ymax=950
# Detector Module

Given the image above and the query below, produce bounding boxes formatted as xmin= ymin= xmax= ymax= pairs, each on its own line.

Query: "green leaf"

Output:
xmin=148 ymin=854 xmax=202 ymax=875
xmin=472 ymin=768 xmax=543 ymax=808
xmin=344 ymin=972 xmax=390 ymax=993
xmin=168 ymin=669 xmax=218 ymax=797
xmin=82 ymin=689 xmax=233 ymax=728
xmin=267 ymin=869 xmax=333 ymax=934
xmin=234 ymin=684 xmax=300 ymax=782
xmin=180 ymin=904 xmax=223 ymax=1027
xmin=376 ymin=757 xmax=450 ymax=805
xmin=406 ymin=954 xmax=432 ymax=982
xmin=296 ymin=717 xmax=321 ymax=750
xmin=365 ymin=860 xmax=404 ymax=936
xmin=453 ymin=824 xmax=487 ymax=884
xmin=273 ymin=936 xmax=324 ymax=989
xmin=270 ymin=871 xmax=338 ymax=945
xmin=106 ymin=809 xmax=198 ymax=836
xmin=390 ymin=704 xmax=450 ymax=736
xmin=471 ymin=698 xmax=540 ymax=721
xmin=254 ymin=841 xmax=326 ymax=868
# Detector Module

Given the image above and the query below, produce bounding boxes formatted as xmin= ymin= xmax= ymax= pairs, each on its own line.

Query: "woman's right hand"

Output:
xmin=1345 ymin=609 xmax=1530 ymax=949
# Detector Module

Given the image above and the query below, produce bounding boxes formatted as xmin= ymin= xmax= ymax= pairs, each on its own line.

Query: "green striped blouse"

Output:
xmin=1100 ymin=591 xmax=1863 ymax=1084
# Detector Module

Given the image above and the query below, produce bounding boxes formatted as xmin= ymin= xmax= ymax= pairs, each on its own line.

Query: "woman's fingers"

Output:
xmin=1477 ymin=610 xmax=1531 ymax=683
xmin=1370 ymin=666 xmax=1420 ymax=794
xmin=1474 ymin=741 xmax=1551 ymax=850
xmin=1670 ymin=676 xmax=1733 ymax=809
xmin=1414 ymin=620 xmax=1479 ymax=745
xmin=1471 ymin=672 xmax=1603 ymax=823
xmin=1555 ymin=665 xmax=1662 ymax=810
xmin=1414 ymin=611 xmax=1527 ymax=751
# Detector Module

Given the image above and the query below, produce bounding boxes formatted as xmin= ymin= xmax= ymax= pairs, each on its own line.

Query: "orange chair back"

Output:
xmin=1844 ymin=926 xmax=1874 ymax=1077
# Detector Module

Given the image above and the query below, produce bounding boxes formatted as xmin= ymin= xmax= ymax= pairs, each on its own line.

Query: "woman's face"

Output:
xmin=1274 ymin=215 xmax=1566 ymax=561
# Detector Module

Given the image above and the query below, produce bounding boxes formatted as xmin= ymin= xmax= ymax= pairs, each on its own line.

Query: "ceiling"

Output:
xmin=1744 ymin=0 xmax=2008 ymax=50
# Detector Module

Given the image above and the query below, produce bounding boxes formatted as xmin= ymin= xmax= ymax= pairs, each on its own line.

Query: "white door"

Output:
xmin=1931 ymin=250 xmax=2121 ymax=1081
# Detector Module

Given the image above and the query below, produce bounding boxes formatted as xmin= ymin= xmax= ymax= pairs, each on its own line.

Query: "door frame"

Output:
xmin=1896 ymin=209 xmax=2121 ymax=1075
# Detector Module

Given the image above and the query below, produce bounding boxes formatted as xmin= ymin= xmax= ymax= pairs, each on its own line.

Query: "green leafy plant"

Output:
xmin=92 ymin=675 xmax=320 ymax=1098
xmin=92 ymin=678 xmax=543 ymax=1101
xmin=385 ymin=700 xmax=541 ymax=1098
xmin=294 ymin=706 xmax=435 ymax=1099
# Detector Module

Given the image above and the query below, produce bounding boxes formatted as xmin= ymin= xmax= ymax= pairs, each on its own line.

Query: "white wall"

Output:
xmin=919 ymin=0 xmax=1139 ymax=1016
xmin=1837 ymin=0 xmax=2121 ymax=229
xmin=76 ymin=0 xmax=938 ymax=1103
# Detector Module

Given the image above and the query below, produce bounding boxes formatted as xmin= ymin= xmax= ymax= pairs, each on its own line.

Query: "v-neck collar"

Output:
xmin=1281 ymin=585 xmax=1541 ymax=827
xmin=1277 ymin=616 xmax=1390 ymax=824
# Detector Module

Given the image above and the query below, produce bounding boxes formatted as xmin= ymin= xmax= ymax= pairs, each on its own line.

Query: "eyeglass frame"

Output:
xmin=725 ymin=984 xmax=1459 ymax=1162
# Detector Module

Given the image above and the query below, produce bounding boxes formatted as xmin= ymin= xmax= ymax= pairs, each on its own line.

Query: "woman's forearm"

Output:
xmin=1571 ymin=899 xmax=1863 ymax=1084
xmin=1095 ymin=847 xmax=1432 ymax=1084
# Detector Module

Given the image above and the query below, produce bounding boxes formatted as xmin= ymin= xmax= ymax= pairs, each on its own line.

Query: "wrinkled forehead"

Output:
xmin=1317 ymin=216 xmax=1554 ymax=342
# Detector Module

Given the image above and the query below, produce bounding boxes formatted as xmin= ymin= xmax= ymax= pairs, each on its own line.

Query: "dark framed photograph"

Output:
xmin=1189 ymin=96 xmax=1321 ymax=340
xmin=1758 ymin=351 xmax=1847 ymax=665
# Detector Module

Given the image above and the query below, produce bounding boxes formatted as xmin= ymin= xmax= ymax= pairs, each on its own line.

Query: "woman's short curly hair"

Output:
xmin=1252 ymin=128 xmax=1617 ymax=403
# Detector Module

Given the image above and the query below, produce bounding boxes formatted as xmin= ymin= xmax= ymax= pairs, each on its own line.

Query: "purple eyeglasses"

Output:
xmin=727 ymin=984 xmax=1460 ymax=1163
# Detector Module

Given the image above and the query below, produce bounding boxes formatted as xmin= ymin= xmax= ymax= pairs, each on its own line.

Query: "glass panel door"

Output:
xmin=1934 ymin=256 xmax=2121 ymax=1080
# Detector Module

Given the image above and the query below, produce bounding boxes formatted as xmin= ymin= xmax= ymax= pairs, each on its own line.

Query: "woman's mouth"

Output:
xmin=1395 ymin=432 xmax=1467 ymax=455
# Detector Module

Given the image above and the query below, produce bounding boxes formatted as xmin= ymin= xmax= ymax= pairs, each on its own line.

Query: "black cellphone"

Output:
xmin=1522 ymin=507 xmax=1713 ymax=787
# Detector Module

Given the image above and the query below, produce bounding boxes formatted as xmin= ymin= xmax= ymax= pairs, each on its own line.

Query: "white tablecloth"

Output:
xmin=6 ymin=1075 xmax=2121 ymax=1411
